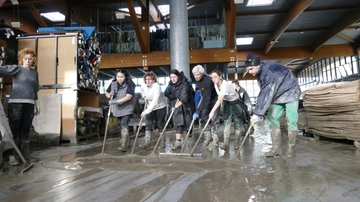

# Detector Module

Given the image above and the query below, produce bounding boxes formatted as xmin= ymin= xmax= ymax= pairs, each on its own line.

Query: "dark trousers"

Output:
xmin=8 ymin=103 xmax=35 ymax=145
xmin=145 ymin=107 xmax=166 ymax=132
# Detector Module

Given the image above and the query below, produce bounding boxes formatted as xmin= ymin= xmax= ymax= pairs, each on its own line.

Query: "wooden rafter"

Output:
xmin=264 ymin=0 xmax=314 ymax=54
xmin=136 ymin=0 xmax=161 ymax=22
xmin=224 ymin=0 xmax=236 ymax=49
xmin=126 ymin=0 xmax=148 ymax=53
xmin=338 ymin=33 xmax=355 ymax=43
xmin=311 ymin=6 xmax=360 ymax=52
xmin=27 ymin=3 xmax=47 ymax=27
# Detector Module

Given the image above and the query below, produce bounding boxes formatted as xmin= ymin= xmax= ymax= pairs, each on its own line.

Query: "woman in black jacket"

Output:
xmin=164 ymin=69 xmax=195 ymax=151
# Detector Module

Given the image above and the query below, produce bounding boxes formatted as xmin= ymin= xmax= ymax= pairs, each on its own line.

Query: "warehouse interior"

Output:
xmin=1 ymin=0 xmax=360 ymax=201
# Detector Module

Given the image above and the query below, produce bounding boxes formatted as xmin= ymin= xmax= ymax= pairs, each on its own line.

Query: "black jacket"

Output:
xmin=164 ymin=72 xmax=195 ymax=127
xmin=195 ymin=74 xmax=217 ymax=114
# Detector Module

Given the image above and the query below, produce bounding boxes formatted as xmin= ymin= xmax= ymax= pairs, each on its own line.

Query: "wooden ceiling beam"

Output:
xmin=311 ymin=6 xmax=360 ymax=52
xmin=264 ymin=0 xmax=314 ymax=54
xmin=126 ymin=0 xmax=148 ymax=53
xmin=225 ymin=0 xmax=236 ymax=49
xmin=136 ymin=0 xmax=162 ymax=22
xmin=27 ymin=3 xmax=47 ymax=27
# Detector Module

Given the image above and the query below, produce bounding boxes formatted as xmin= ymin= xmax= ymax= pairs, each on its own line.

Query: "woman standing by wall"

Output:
xmin=164 ymin=69 xmax=195 ymax=151
xmin=106 ymin=69 xmax=135 ymax=152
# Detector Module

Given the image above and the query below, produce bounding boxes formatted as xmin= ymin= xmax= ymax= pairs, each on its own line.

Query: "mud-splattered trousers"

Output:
xmin=267 ymin=101 xmax=299 ymax=131
xmin=199 ymin=99 xmax=219 ymax=136
xmin=145 ymin=106 xmax=166 ymax=132
xmin=117 ymin=114 xmax=132 ymax=136
xmin=8 ymin=103 xmax=35 ymax=147
xmin=223 ymin=102 xmax=244 ymax=139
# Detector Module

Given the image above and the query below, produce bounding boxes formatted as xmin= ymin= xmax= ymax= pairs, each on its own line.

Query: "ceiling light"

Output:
xmin=11 ymin=22 xmax=21 ymax=27
xmin=40 ymin=12 xmax=65 ymax=22
xmin=247 ymin=0 xmax=274 ymax=7
xmin=236 ymin=37 xmax=253 ymax=45
xmin=234 ymin=0 xmax=244 ymax=4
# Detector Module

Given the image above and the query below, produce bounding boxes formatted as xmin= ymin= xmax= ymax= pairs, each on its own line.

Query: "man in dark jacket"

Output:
xmin=244 ymin=52 xmax=301 ymax=158
xmin=192 ymin=65 xmax=219 ymax=147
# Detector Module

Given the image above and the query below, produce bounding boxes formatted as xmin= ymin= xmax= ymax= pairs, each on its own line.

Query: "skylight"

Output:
xmin=40 ymin=12 xmax=65 ymax=22
xmin=158 ymin=5 xmax=170 ymax=16
xmin=119 ymin=7 xmax=142 ymax=15
xmin=236 ymin=37 xmax=254 ymax=45
xmin=247 ymin=0 xmax=274 ymax=7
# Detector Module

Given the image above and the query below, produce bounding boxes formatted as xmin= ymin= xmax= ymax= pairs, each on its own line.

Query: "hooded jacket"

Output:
xmin=164 ymin=72 xmax=195 ymax=127
xmin=254 ymin=61 xmax=301 ymax=116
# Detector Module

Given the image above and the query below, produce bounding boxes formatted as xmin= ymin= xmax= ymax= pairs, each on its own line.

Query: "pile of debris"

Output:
xmin=302 ymin=80 xmax=360 ymax=144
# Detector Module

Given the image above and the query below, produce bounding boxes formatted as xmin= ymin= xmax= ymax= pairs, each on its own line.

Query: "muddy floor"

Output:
xmin=1 ymin=120 xmax=360 ymax=202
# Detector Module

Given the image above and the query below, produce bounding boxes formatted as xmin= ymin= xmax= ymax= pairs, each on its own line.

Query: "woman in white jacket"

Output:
xmin=139 ymin=71 xmax=167 ymax=150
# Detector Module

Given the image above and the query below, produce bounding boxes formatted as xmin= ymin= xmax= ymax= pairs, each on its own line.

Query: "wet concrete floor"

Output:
xmin=1 ymin=120 xmax=360 ymax=202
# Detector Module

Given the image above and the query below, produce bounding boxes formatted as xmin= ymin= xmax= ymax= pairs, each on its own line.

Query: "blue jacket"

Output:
xmin=254 ymin=61 xmax=301 ymax=116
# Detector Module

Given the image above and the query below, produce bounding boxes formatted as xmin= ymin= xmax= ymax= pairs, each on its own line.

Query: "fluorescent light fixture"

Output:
xmin=119 ymin=7 xmax=142 ymax=15
xmin=11 ymin=22 xmax=21 ymax=27
xmin=236 ymin=37 xmax=253 ymax=45
xmin=247 ymin=0 xmax=274 ymax=7
xmin=40 ymin=12 xmax=65 ymax=22
xmin=115 ymin=12 xmax=125 ymax=19
xmin=234 ymin=0 xmax=244 ymax=4
xmin=10 ymin=0 xmax=19 ymax=5
xmin=158 ymin=5 xmax=170 ymax=16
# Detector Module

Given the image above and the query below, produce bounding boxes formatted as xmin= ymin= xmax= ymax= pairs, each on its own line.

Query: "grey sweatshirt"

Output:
xmin=0 ymin=65 xmax=39 ymax=104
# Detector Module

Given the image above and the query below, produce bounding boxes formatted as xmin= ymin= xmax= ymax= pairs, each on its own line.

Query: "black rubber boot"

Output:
xmin=21 ymin=141 xmax=39 ymax=163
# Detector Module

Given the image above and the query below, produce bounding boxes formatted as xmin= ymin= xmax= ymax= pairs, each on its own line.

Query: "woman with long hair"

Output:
xmin=106 ymin=69 xmax=136 ymax=152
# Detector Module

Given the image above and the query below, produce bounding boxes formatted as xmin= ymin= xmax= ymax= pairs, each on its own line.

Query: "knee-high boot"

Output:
xmin=287 ymin=130 xmax=297 ymax=158
xmin=220 ymin=135 xmax=230 ymax=151
xmin=118 ymin=127 xmax=129 ymax=152
xmin=234 ymin=132 xmax=241 ymax=150
xmin=139 ymin=131 xmax=151 ymax=151
xmin=265 ymin=128 xmax=283 ymax=157
xmin=202 ymin=131 xmax=211 ymax=147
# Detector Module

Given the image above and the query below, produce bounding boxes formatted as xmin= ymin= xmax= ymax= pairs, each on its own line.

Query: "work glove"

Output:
xmin=250 ymin=114 xmax=261 ymax=126
xmin=108 ymin=99 xmax=118 ymax=105
xmin=34 ymin=100 xmax=41 ymax=116
xmin=192 ymin=113 xmax=199 ymax=120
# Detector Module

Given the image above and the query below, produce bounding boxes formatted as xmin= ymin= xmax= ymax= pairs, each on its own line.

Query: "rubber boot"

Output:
xmin=243 ymin=123 xmax=249 ymax=136
xmin=220 ymin=135 xmax=230 ymax=151
xmin=265 ymin=128 xmax=283 ymax=157
xmin=159 ymin=135 xmax=165 ymax=148
xmin=21 ymin=141 xmax=39 ymax=163
xmin=172 ymin=140 xmax=181 ymax=151
xmin=139 ymin=131 xmax=151 ymax=151
xmin=9 ymin=148 xmax=20 ymax=166
xmin=118 ymin=127 xmax=129 ymax=152
xmin=202 ymin=131 xmax=211 ymax=147
xmin=287 ymin=130 xmax=297 ymax=158
xmin=212 ymin=134 xmax=219 ymax=147
xmin=234 ymin=133 xmax=241 ymax=150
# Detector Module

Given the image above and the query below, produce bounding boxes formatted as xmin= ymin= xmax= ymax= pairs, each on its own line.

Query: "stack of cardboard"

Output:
xmin=302 ymin=80 xmax=360 ymax=142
